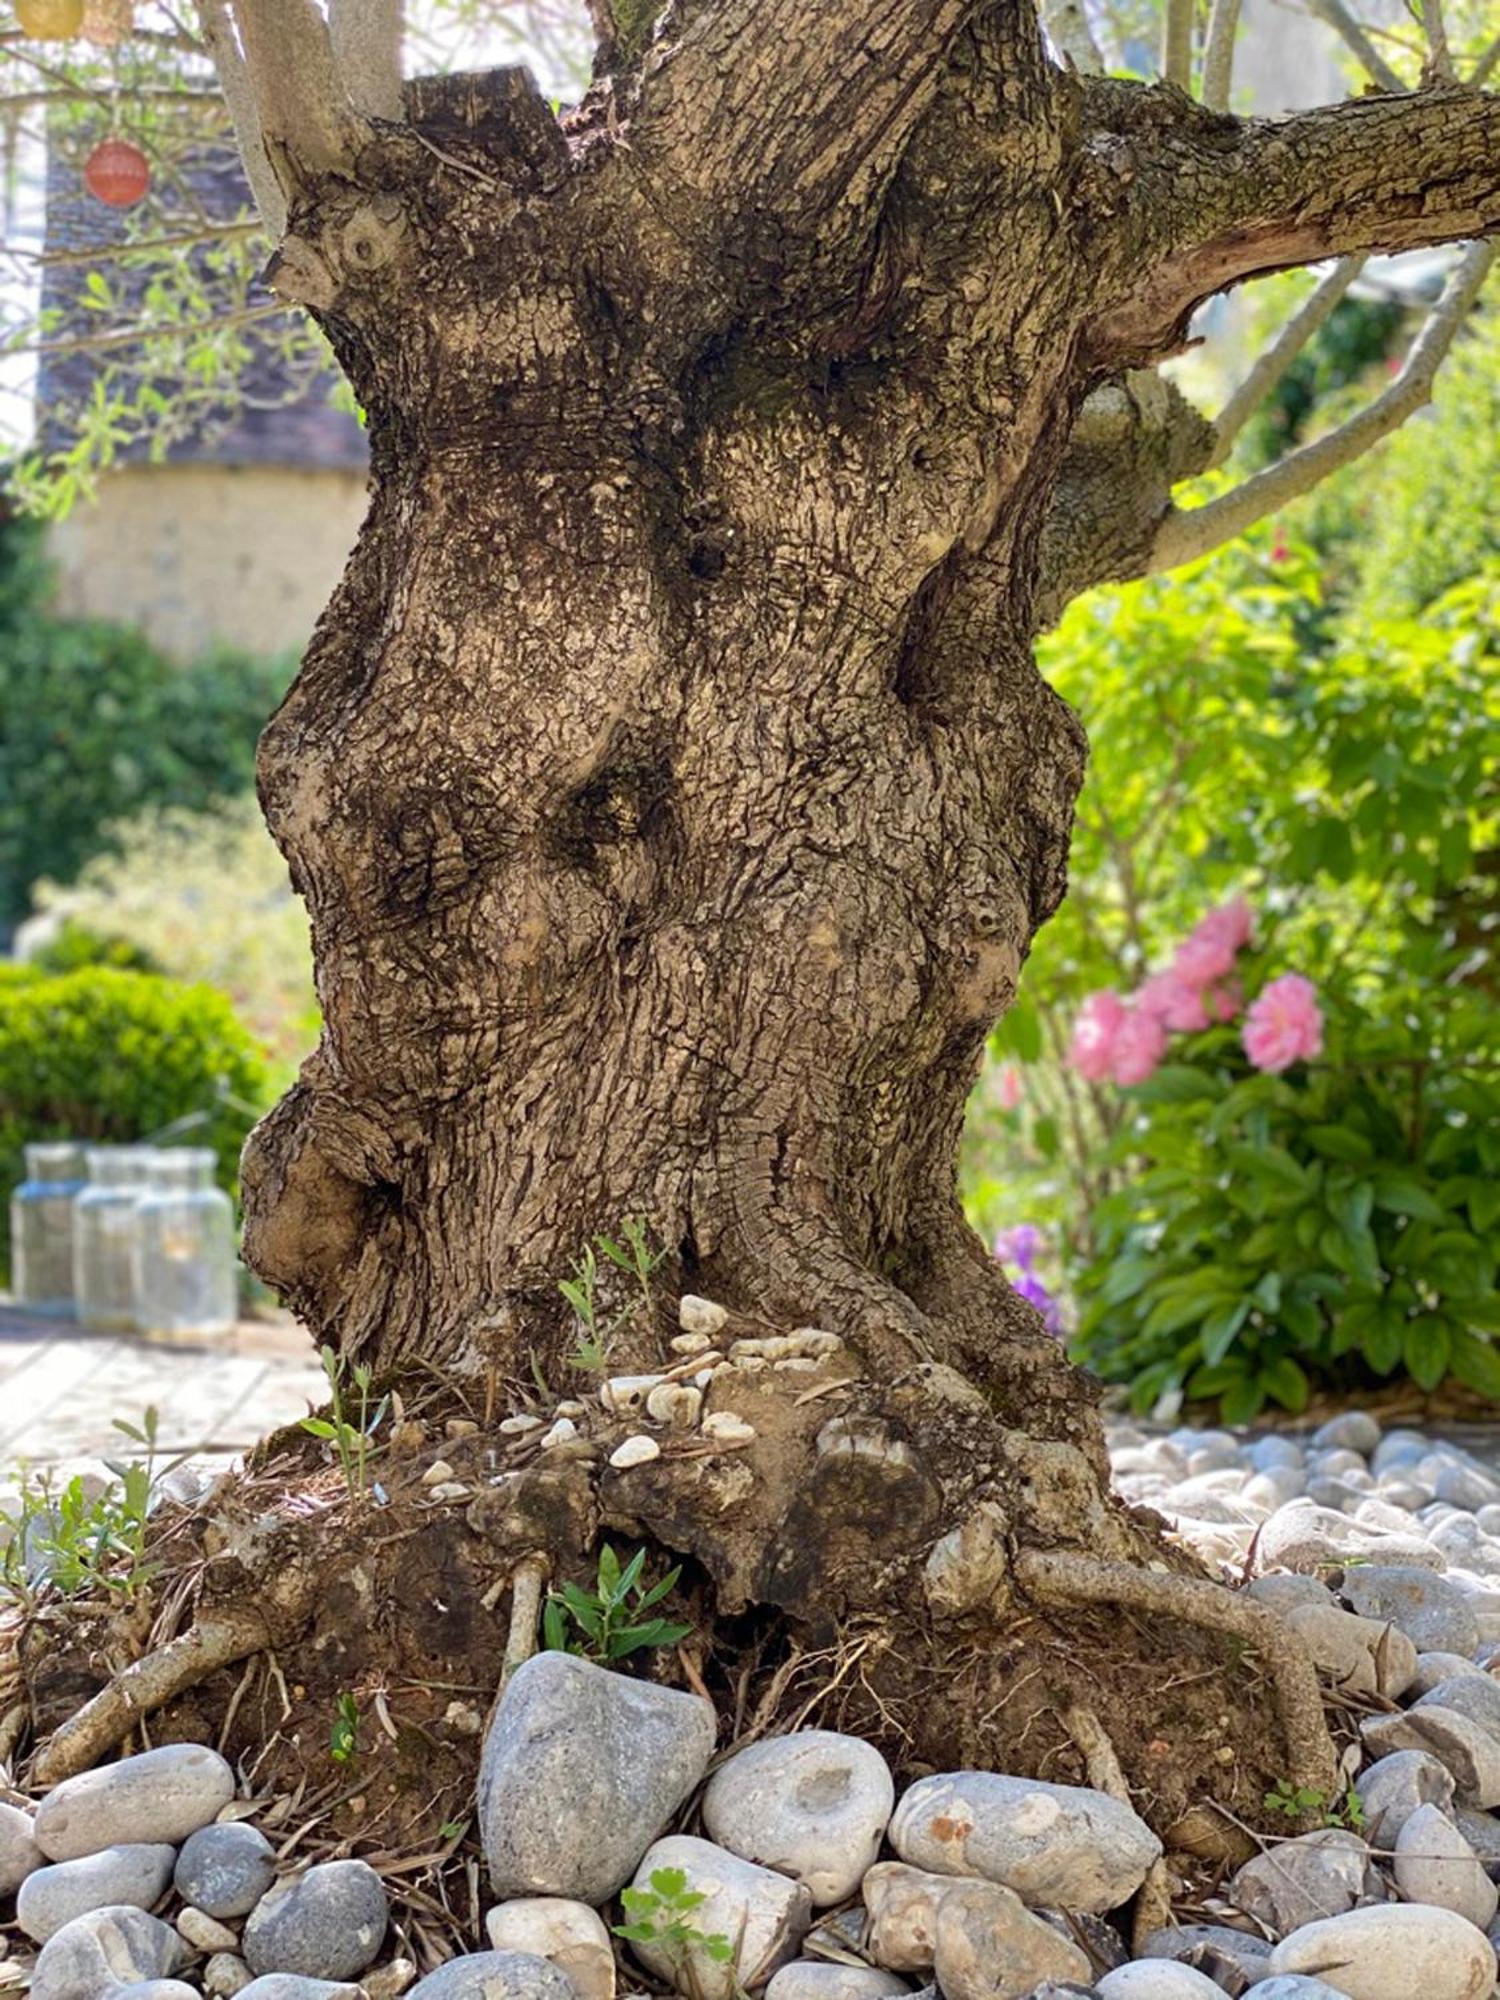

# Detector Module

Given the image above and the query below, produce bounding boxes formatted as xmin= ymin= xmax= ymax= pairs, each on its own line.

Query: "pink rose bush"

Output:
xmin=1066 ymin=895 xmax=1322 ymax=1085
xmin=1243 ymin=972 xmax=1324 ymax=1073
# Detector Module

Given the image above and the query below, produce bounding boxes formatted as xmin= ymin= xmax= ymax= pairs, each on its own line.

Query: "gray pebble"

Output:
xmin=99 ymin=1983 xmax=201 ymax=2000
xmin=1342 ymin=1566 xmax=1481 ymax=1655
xmin=405 ymin=1953 xmax=579 ymax=2000
xmin=175 ymin=1822 xmax=277 ymax=1919
xmin=19 ymin=1845 xmax=177 ymax=1944
xmin=0 ymin=1798 xmax=43 ymax=1893
xmin=32 ymin=1906 xmax=186 ymax=2000
xmin=36 ymin=1746 xmax=235 ymax=1861
xmin=1314 ymin=1412 xmax=1380 ymax=1455
xmin=204 ymin=1955 xmax=253 ymax=1997
xmin=178 ymin=1906 xmax=242 ymax=1953
xmin=242 ymin=1862 xmax=388 ymax=1982
xmin=236 ymin=1981 xmax=365 ymax=2000
xmin=1242 ymin=1980 xmax=1351 ymax=1999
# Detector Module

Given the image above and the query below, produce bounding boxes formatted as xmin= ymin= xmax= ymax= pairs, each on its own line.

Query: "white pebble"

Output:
xmin=420 ymin=1461 xmax=455 ymax=1487
xmin=540 ymin=1419 xmax=578 ymax=1451
xmin=498 ymin=1415 xmax=542 ymax=1436
xmin=679 ymin=1295 xmax=728 ymax=1335
xmin=703 ymin=1412 xmax=756 ymax=1445
xmin=609 ymin=1435 xmax=661 ymax=1469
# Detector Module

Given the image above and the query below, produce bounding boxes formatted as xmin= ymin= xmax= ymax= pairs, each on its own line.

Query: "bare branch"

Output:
xmin=1201 ymin=0 xmax=1241 ymax=110
xmin=1161 ymin=0 xmax=1194 ymax=89
xmin=1423 ymin=0 xmax=1454 ymax=80
xmin=224 ymin=0 xmax=366 ymax=193
xmin=1474 ymin=31 xmax=1500 ymax=87
xmin=23 ymin=220 xmax=263 ymax=268
xmin=196 ymin=0 xmax=286 ymax=234
xmin=12 ymin=300 xmax=287 ymax=358
xmin=1207 ymin=254 xmax=1365 ymax=466
xmin=1151 ymin=237 xmax=1495 ymax=570
xmin=1041 ymin=0 xmax=1103 ymax=73
xmin=1087 ymin=80 xmax=1500 ymax=361
xmin=1305 ymin=0 xmax=1405 ymax=91
xmin=329 ymin=0 xmax=405 ymax=125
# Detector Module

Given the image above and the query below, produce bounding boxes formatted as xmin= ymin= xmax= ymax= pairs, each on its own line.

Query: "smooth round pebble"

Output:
xmin=100 ymin=1983 xmax=200 ymax=2000
xmin=19 ymin=1845 xmax=177 ymax=1944
xmin=178 ymin=1906 xmax=243 ymax=1954
xmin=1394 ymin=1804 xmax=1498 ymax=1929
xmin=1098 ymin=1965 xmax=1225 ymax=1997
xmin=1243 ymin=1983 xmax=1351 ymax=2000
xmin=484 ymin=1897 xmax=614 ymax=2000
xmin=1268 ymin=1902 xmax=1496 ymax=1999
xmin=764 ymin=1967 xmax=910 ymax=2000
xmin=235 ymin=1981 xmax=365 ymax=2000
xmin=204 ymin=1955 xmax=253 ymax=1997
xmin=35 ymin=1746 xmax=236 ymax=1861
xmin=703 ymin=1729 xmax=894 ymax=1904
xmin=175 ymin=1822 xmax=277 ymax=1919
xmin=242 ymin=1861 xmax=388 ymax=1982
xmin=32 ymin=1906 xmax=186 ymax=2000
xmin=405 ymin=1953 xmax=579 ymax=2000
xmin=0 ymin=1799 xmax=43 ymax=1893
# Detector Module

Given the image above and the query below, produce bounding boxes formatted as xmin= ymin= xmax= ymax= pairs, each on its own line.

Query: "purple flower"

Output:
xmin=995 ymin=1224 xmax=1062 ymax=1335
xmin=995 ymin=1223 xmax=1044 ymax=1270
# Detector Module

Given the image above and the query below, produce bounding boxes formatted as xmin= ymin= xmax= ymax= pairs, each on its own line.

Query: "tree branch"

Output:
xmin=1161 ymin=0 xmax=1194 ymax=91
xmin=1041 ymin=0 xmax=1103 ymax=74
xmin=196 ymin=0 xmax=286 ymax=234
xmin=1200 ymin=0 xmax=1241 ymax=111
xmin=1088 ymin=80 xmax=1500 ymax=362
xmin=1304 ymin=0 xmax=1405 ymax=92
xmin=219 ymin=0 xmax=367 ymax=200
xmin=1206 ymin=253 xmax=1365 ymax=466
xmin=329 ymin=0 xmax=405 ymax=125
xmin=1150 ymin=236 xmax=1495 ymax=570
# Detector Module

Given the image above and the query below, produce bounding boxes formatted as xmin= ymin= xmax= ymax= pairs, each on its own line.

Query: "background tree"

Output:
xmin=11 ymin=0 xmax=1500 ymax=1826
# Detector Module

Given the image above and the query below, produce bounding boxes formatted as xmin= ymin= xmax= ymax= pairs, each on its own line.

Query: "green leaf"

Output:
xmin=1259 ymin=1355 xmax=1310 ymax=1414
xmin=1403 ymin=1315 xmax=1453 ymax=1393
xmin=1449 ymin=1330 xmax=1500 ymax=1404
xmin=596 ymin=1544 xmax=623 ymax=1603
xmin=1305 ymin=1125 xmax=1375 ymax=1164
xmin=542 ymin=1598 xmax=571 ymax=1654
xmin=649 ymin=1869 xmax=690 ymax=1900
xmin=607 ymin=1619 xmax=693 ymax=1659
xmin=559 ymin=1583 xmax=604 ymax=1638
xmin=1201 ymin=1298 xmax=1252 ymax=1366
xmin=1220 ymin=1376 xmax=1266 ymax=1424
xmin=1373 ymin=1174 xmax=1446 ymax=1222
xmin=636 ymin=1563 xmax=683 ymax=1611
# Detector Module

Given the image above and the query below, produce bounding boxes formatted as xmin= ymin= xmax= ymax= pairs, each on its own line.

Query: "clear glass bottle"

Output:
xmin=74 ymin=1144 xmax=155 ymax=1333
xmin=10 ymin=1142 xmax=86 ymax=1315
xmin=136 ymin=1146 xmax=237 ymax=1343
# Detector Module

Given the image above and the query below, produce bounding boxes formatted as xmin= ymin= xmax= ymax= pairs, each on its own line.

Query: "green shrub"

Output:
xmin=0 ymin=967 xmax=272 ymax=1271
xmin=0 ymin=517 xmax=291 ymax=928
xmin=27 ymin=921 xmax=160 ymax=976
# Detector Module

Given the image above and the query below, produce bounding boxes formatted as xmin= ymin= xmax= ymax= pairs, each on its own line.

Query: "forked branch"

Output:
xmin=329 ymin=0 xmax=405 ymax=124
xmin=1153 ymin=237 xmax=1495 ymax=570
xmin=1207 ymin=254 xmax=1366 ymax=468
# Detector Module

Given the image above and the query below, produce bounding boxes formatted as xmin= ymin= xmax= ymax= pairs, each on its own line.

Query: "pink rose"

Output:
xmin=996 ymin=1064 xmax=1023 ymax=1111
xmin=1110 ymin=1007 xmax=1167 ymax=1086
xmin=1194 ymin=897 xmax=1254 ymax=954
xmin=1172 ymin=929 xmax=1238 ymax=989
xmin=1137 ymin=970 xmax=1210 ymax=1033
xmin=1243 ymin=973 xmax=1323 ymax=1073
xmin=1208 ymin=976 xmax=1243 ymax=1023
xmin=1069 ymin=990 xmax=1128 ymax=1081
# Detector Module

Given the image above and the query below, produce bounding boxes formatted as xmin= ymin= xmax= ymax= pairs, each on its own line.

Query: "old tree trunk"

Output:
xmin=27 ymin=0 xmax=1500 ymax=1845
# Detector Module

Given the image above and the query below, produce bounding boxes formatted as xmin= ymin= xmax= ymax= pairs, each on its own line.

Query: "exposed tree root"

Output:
xmin=1063 ymin=1704 xmax=1175 ymax=1951
xmin=1017 ymin=1549 xmax=1337 ymax=1795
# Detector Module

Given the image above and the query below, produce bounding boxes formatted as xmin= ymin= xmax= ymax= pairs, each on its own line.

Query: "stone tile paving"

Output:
xmin=0 ymin=1304 xmax=326 ymax=1484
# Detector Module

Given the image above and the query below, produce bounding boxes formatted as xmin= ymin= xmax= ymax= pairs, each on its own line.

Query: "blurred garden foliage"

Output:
xmin=0 ymin=966 xmax=273 ymax=1271
xmin=0 ymin=514 xmax=290 ymax=931
xmin=963 ymin=300 xmax=1500 ymax=1420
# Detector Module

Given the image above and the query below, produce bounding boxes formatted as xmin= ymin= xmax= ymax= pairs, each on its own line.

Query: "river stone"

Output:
xmin=1256 ymin=1504 xmax=1439 ymax=1576
xmin=1409 ymin=1653 xmax=1489 ymax=1697
xmin=1355 ymin=1750 xmax=1456 ymax=1844
xmin=702 ymin=1730 xmax=894 ymax=1905
xmin=1394 ymin=1804 xmax=1499 ymax=1929
xmin=204 ymin=1955 xmax=253 ymax=1997
xmin=763 ymin=1967 xmax=910 ymax=2000
xmin=627 ymin=1837 xmax=810 ymax=2000
xmin=405 ymin=1958 xmax=578 ymax=2000
xmin=1139 ymin=1924 xmax=1273 ymax=1987
xmin=863 ymin=1862 xmax=961 ymax=1971
xmin=1281 ymin=1603 xmax=1418 ymax=1700
xmin=32 ymin=1907 xmax=186 ymax=2000
xmin=485 ymin=1898 xmax=613 ymax=2000
xmin=479 ymin=1652 xmax=716 ymax=1902
xmin=98 ymin=1983 xmax=200 ymax=2000
xmin=0 ymin=1798 xmax=43 ymax=1894
xmin=178 ymin=1907 xmax=242 ymax=1953
xmin=1268 ymin=1903 xmax=1497 ymax=1998
xmin=35 ymin=1746 xmax=236 ymax=1862
xmin=889 ymin=1773 xmax=1161 ymax=1915
xmin=242 ymin=1860 xmax=388 ymax=1981
xmin=1248 ymin=1576 xmax=1337 ymax=1611
xmin=1341 ymin=1568 xmax=1480 ymax=1655
xmin=1097 ymin=1967 xmax=1223 ymax=1997
xmin=932 ymin=1880 xmax=1092 ymax=2000
xmin=1228 ymin=1830 xmax=1373 ymax=1937
xmin=1414 ymin=1674 xmax=1500 ymax=1736
xmin=175 ymin=1822 xmax=277 ymax=1918
xmin=236 ymin=1981 xmax=367 ymax=2000
xmin=19 ymin=1844 xmax=178 ymax=1942
xmin=1361 ymin=1706 xmax=1500 ymax=1807
xmin=1242 ymin=1980 xmax=1360 ymax=1998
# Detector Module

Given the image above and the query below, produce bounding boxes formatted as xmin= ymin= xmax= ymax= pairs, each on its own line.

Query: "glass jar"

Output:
xmin=74 ymin=1144 xmax=156 ymax=1333
xmin=10 ymin=1142 xmax=86 ymax=1315
xmin=136 ymin=1146 xmax=236 ymax=1344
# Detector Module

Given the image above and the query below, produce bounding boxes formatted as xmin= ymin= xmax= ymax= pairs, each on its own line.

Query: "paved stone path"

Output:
xmin=0 ymin=1304 xmax=325 ymax=1483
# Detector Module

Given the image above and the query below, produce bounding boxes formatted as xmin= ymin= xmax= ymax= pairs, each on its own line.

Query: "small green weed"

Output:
xmin=1264 ymin=1778 xmax=1365 ymax=1830
xmin=543 ymin=1543 xmax=692 ymax=1663
xmin=329 ymin=1692 xmax=360 ymax=1764
xmin=301 ymin=1344 xmax=386 ymax=1498
xmin=614 ymin=1866 xmax=735 ymax=1992
xmin=558 ymin=1218 xmax=666 ymax=1372
xmin=1 ymin=1405 xmax=184 ymax=1606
